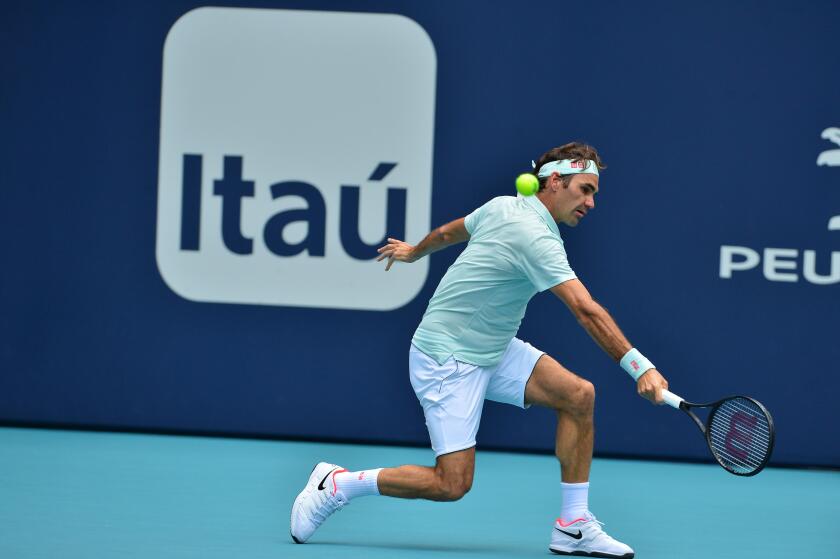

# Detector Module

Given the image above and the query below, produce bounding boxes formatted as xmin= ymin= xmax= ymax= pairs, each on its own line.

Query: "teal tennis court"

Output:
xmin=1 ymin=427 xmax=836 ymax=559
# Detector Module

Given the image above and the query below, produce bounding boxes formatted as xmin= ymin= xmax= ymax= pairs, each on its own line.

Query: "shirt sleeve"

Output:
xmin=464 ymin=205 xmax=481 ymax=235
xmin=465 ymin=196 xmax=507 ymax=236
xmin=518 ymin=233 xmax=577 ymax=292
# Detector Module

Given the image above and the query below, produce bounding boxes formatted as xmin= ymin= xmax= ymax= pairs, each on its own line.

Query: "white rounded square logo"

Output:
xmin=156 ymin=7 xmax=436 ymax=310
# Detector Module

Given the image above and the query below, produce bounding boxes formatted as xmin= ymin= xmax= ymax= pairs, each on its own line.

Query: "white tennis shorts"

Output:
xmin=409 ymin=338 xmax=544 ymax=457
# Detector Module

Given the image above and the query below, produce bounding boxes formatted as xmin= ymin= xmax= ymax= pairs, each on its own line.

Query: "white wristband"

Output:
xmin=620 ymin=348 xmax=655 ymax=381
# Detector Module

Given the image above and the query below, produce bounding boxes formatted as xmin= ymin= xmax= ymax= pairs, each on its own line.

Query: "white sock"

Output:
xmin=560 ymin=481 xmax=590 ymax=522
xmin=333 ymin=468 xmax=382 ymax=501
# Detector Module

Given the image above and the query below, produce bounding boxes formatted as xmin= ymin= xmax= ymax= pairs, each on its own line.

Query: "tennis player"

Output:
xmin=291 ymin=142 xmax=669 ymax=558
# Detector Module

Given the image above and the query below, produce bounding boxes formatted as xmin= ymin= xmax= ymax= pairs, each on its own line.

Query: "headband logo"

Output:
xmin=571 ymin=161 xmax=585 ymax=169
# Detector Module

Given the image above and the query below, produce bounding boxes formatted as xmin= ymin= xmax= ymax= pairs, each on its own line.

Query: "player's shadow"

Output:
xmin=307 ymin=540 xmax=521 ymax=554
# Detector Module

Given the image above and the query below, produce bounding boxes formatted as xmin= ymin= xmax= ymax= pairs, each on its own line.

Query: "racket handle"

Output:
xmin=661 ymin=389 xmax=683 ymax=409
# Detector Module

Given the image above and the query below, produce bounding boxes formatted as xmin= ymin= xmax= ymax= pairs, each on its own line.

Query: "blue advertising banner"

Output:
xmin=1 ymin=0 xmax=838 ymax=466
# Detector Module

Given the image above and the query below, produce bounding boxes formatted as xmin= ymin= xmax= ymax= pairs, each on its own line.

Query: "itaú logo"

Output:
xmin=718 ymin=128 xmax=839 ymax=285
xmin=155 ymin=7 xmax=436 ymax=310
xmin=177 ymin=156 xmax=407 ymax=260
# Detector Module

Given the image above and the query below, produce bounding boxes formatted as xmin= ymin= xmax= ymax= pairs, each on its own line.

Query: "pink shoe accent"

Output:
xmin=555 ymin=517 xmax=586 ymax=527
xmin=331 ymin=468 xmax=348 ymax=496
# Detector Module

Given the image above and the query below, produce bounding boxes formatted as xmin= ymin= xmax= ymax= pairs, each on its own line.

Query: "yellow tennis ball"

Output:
xmin=515 ymin=173 xmax=539 ymax=196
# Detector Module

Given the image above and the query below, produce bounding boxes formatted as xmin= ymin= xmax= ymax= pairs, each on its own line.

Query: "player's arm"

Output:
xmin=376 ymin=217 xmax=469 ymax=271
xmin=550 ymin=278 xmax=669 ymax=404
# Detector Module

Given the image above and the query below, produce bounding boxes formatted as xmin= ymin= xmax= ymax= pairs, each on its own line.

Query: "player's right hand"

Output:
xmin=637 ymin=369 xmax=669 ymax=405
xmin=376 ymin=238 xmax=417 ymax=271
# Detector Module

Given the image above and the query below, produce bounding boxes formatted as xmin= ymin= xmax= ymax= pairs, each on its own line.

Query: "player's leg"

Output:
xmin=290 ymin=449 xmax=476 ymax=544
xmin=291 ymin=346 xmax=488 ymax=543
xmin=486 ymin=339 xmax=633 ymax=558
xmin=524 ymin=353 xmax=594 ymax=483
xmin=524 ymin=355 xmax=633 ymax=558
xmin=378 ymin=345 xmax=487 ymax=501
xmin=377 ymin=446 xmax=474 ymax=501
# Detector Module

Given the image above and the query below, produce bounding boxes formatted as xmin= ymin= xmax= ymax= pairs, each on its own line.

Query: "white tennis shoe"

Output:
xmin=290 ymin=462 xmax=348 ymax=543
xmin=549 ymin=512 xmax=634 ymax=558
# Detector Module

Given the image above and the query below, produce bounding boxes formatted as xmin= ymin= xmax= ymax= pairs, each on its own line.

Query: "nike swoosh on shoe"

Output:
xmin=554 ymin=527 xmax=583 ymax=540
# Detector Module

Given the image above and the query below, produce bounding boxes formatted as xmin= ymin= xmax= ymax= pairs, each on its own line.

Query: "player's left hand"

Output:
xmin=376 ymin=238 xmax=417 ymax=271
xmin=637 ymin=369 xmax=669 ymax=405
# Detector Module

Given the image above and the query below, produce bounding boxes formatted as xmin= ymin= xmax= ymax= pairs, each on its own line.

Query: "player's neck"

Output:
xmin=535 ymin=191 xmax=562 ymax=224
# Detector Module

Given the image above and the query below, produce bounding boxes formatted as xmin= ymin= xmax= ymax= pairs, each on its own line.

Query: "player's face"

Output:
xmin=555 ymin=173 xmax=599 ymax=227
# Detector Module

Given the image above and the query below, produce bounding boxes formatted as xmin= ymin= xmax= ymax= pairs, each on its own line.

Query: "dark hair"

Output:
xmin=531 ymin=142 xmax=606 ymax=191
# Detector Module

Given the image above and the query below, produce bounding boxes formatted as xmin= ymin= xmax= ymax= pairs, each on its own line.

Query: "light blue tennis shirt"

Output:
xmin=412 ymin=194 xmax=577 ymax=366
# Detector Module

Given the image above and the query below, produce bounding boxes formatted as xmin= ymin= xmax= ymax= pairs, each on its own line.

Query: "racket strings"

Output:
xmin=707 ymin=397 xmax=772 ymax=475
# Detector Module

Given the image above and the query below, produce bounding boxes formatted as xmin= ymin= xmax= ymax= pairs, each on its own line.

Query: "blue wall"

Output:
xmin=1 ymin=0 xmax=838 ymax=467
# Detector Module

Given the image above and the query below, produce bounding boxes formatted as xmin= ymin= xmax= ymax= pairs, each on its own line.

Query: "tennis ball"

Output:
xmin=515 ymin=173 xmax=539 ymax=196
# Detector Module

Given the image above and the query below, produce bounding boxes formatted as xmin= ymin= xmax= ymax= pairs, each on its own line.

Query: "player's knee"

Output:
xmin=434 ymin=471 xmax=472 ymax=501
xmin=438 ymin=477 xmax=472 ymax=501
xmin=570 ymin=379 xmax=595 ymax=416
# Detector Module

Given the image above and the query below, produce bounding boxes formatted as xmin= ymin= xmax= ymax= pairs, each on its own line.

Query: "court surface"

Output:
xmin=0 ymin=427 xmax=836 ymax=559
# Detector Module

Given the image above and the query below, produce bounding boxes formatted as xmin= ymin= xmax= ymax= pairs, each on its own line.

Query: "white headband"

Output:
xmin=532 ymin=158 xmax=599 ymax=178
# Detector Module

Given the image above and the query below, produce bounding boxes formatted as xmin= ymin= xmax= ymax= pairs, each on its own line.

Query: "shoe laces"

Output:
xmin=333 ymin=493 xmax=348 ymax=512
xmin=584 ymin=512 xmax=605 ymax=528
xmin=584 ymin=512 xmax=619 ymax=543
xmin=310 ymin=492 xmax=347 ymax=524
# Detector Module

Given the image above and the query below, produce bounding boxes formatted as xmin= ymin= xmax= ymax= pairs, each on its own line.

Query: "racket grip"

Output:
xmin=661 ymin=390 xmax=683 ymax=409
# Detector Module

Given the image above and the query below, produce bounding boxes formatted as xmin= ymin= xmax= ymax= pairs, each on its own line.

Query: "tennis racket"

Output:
xmin=661 ymin=390 xmax=775 ymax=476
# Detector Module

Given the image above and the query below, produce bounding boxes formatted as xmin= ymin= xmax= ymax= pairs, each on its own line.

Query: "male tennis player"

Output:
xmin=290 ymin=142 xmax=669 ymax=558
